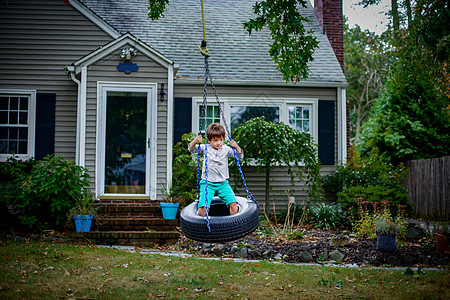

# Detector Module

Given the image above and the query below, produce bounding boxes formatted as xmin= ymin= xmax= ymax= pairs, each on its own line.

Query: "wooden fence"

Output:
xmin=404 ymin=156 xmax=449 ymax=219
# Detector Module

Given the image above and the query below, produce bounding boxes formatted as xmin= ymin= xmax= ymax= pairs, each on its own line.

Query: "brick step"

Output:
xmin=95 ymin=217 xmax=178 ymax=231
xmin=95 ymin=206 xmax=178 ymax=219
xmin=72 ymin=230 xmax=180 ymax=247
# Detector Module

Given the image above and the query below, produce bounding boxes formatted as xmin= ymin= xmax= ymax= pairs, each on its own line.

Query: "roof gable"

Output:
xmin=70 ymin=32 xmax=175 ymax=73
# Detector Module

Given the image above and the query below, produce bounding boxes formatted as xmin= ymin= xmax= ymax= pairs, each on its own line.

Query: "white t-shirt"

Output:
xmin=189 ymin=144 xmax=244 ymax=183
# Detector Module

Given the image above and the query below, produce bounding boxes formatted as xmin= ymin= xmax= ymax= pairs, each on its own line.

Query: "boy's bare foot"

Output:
xmin=198 ymin=207 xmax=206 ymax=216
xmin=229 ymin=202 xmax=238 ymax=215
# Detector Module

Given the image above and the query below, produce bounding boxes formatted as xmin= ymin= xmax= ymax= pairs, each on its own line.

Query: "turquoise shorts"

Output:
xmin=198 ymin=179 xmax=237 ymax=208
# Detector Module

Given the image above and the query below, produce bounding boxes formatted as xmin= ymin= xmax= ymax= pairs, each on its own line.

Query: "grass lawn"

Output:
xmin=0 ymin=241 xmax=449 ymax=299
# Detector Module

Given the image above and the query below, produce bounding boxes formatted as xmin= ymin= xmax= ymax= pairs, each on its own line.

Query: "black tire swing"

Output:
xmin=179 ymin=0 xmax=259 ymax=243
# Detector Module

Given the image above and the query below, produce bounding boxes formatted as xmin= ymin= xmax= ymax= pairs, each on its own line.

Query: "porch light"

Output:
xmin=120 ymin=47 xmax=137 ymax=61
xmin=159 ymin=83 xmax=166 ymax=102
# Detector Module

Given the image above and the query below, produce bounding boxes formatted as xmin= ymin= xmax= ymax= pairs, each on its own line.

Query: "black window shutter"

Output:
xmin=35 ymin=93 xmax=56 ymax=160
xmin=173 ymin=97 xmax=192 ymax=145
xmin=318 ymin=100 xmax=335 ymax=165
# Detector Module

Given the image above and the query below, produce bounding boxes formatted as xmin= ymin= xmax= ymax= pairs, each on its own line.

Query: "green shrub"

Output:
xmin=309 ymin=203 xmax=343 ymax=229
xmin=171 ymin=133 xmax=198 ymax=208
xmin=0 ymin=155 xmax=90 ymax=232
xmin=322 ymin=154 xmax=410 ymax=215
xmin=337 ymin=184 xmax=410 ymax=215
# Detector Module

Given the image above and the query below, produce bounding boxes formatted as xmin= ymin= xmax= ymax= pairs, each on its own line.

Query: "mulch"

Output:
xmin=176 ymin=227 xmax=450 ymax=267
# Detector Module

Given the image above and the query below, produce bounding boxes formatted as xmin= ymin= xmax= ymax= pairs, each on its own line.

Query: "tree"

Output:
xmin=358 ymin=0 xmax=450 ymax=165
xmin=344 ymin=22 xmax=393 ymax=143
xmin=147 ymin=0 xmax=318 ymax=83
xmin=232 ymin=117 xmax=323 ymax=212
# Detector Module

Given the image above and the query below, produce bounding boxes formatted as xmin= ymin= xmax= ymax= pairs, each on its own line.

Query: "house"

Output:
xmin=0 ymin=0 xmax=347 ymax=210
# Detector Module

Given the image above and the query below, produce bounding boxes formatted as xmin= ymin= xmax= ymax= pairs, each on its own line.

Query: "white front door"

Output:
xmin=97 ymin=83 xmax=157 ymax=198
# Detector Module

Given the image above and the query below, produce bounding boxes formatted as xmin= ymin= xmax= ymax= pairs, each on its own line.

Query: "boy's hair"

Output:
xmin=206 ymin=123 xmax=225 ymax=141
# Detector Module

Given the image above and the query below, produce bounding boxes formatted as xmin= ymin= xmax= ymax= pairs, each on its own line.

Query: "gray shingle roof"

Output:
xmin=80 ymin=0 xmax=346 ymax=84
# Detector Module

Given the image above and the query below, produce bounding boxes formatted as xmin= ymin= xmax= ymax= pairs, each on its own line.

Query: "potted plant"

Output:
xmin=434 ymin=222 xmax=450 ymax=253
xmin=68 ymin=190 xmax=98 ymax=232
xmin=374 ymin=213 xmax=404 ymax=252
xmin=160 ymin=183 xmax=180 ymax=220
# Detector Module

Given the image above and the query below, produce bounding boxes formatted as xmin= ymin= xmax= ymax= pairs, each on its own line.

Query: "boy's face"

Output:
xmin=208 ymin=136 xmax=224 ymax=150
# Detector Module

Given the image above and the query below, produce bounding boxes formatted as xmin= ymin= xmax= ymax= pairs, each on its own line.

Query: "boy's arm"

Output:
xmin=188 ymin=135 xmax=203 ymax=153
xmin=229 ymin=140 xmax=243 ymax=159
xmin=229 ymin=140 xmax=242 ymax=153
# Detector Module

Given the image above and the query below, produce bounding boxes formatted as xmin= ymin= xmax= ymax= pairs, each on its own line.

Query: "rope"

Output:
xmin=204 ymin=57 xmax=259 ymax=209
xmin=195 ymin=1 xmax=258 ymax=234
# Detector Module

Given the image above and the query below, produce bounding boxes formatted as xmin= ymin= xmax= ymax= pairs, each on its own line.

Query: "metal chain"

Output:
xmin=204 ymin=58 xmax=259 ymax=208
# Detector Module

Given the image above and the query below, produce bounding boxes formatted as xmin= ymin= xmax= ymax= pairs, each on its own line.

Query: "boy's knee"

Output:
xmin=229 ymin=202 xmax=238 ymax=215
xmin=198 ymin=206 xmax=206 ymax=216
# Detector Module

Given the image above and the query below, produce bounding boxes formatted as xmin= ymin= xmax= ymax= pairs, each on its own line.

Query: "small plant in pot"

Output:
xmin=374 ymin=212 xmax=405 ymax=252
xmin=68 ymin=190 xmax=98 ymax=232
xmin=160 ymin=183 xmax=180 ymax=220
xmin=434 ymin=221 xmax=450 ymax=253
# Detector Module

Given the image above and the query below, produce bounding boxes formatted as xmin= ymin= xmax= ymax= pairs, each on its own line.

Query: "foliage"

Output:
xmin=147 ymin=0 xmax=169 ymax=20
xmin=337 ymin=185 xmax=410 ymax=215
xmin=344 ymin=22 xmax=393 ymax=143
xmin=0 ymin=155 xmax=91 ymax=232
xmin=67 ymin=190 xmax=98 ymax=220
xmin=323 ymin=153 xmax=410 ymax=213
xmin=374 ymin=211 xmax=405 ymax=236
xmin=170 ymin=133 xmax=198 ymax=207
xmin=309 ymin=203 xmax=343 ymax=229
xmin=357 ymin=0 xmax=450 ymax=165
xmin=351 ymin=199 xmax=406 ymax=239
xmin=147 ymin=0 xmax=318 ymax=83
xmin=232 ymin=117 xmax=323 ymax=211
xmin=243 ymin=0 xmax=319 ymax=82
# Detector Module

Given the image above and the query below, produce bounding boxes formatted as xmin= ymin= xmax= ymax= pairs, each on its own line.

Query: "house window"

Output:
xmin=288 ymin=105 xmax=311 ymax=133
xmin=231 ymin=106 xmax=279 ymax=129
xmin=192 ymin=97 xmax=318 ymax=142
xmin=0 ymin=90 xmax=35 ymax=161
xmin=197 ymin=104 xmax=220 ymax=132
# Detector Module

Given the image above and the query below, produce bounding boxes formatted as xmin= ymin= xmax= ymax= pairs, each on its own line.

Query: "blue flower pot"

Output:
xmin=74 ymin=215 xmax=93 ymax=232
xmin=377 ymin=234 xmax=396 ymax=252
xmin=160 ymin=202 xmax=179 ymax=219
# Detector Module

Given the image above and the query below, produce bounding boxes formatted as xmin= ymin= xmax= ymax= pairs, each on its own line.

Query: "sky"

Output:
xmin=309 ymin=0 xmax=391 ymax=35
xmin=343 ymin=0 xmax=391 ymax=34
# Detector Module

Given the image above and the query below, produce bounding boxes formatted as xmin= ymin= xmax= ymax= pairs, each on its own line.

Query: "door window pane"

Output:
xmin=230 ymin=106 xmax=279 ymax=129
xmin=104 ymin=91 xmax=147 ymax=194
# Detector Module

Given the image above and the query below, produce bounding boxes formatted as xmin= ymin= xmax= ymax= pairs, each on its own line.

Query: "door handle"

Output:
xmin=148 ymin=138 xmax=151 ymax=148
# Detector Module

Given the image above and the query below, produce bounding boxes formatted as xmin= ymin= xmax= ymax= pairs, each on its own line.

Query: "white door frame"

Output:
xmin=96 ymin=82 xmax=157 ymax=199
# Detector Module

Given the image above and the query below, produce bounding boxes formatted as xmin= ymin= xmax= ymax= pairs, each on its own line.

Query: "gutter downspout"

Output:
xmin=69 ymin=68 xmax=81 ymax=166
xmin=68 ymin=66 xmax=87 ymax=168
xmin=166 ymin=64 xmax=174 ymax=190
xmin=79 ymin=67 xmax=87 ymax=168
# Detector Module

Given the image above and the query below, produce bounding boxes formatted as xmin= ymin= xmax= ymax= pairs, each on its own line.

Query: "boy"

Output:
xmin=189 ymin=123 xmax=243 ymax=216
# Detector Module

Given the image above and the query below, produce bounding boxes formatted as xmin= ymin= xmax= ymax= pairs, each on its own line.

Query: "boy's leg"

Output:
xmin=216 ymin=180 xmax=238 ymax=215
xmin=198 ymin=180 xmax=217 ymax=216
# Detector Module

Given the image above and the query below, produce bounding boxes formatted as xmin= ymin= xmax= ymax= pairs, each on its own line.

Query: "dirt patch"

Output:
xmin=176 ymin=227 xmax=449 ymax=267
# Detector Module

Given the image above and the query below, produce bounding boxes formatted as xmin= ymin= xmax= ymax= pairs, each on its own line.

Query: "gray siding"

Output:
xmin=0 ymin=0 xmax=113 ymax=160
xmin=86 ymin=53 xmax=169 ymax=198
xmin=174 ymin=83 xmax=338 ymax=211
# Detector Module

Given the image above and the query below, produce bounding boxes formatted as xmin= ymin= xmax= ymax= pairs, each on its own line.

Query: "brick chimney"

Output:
xmin=314 ymin=0 xmax=344 ymax=71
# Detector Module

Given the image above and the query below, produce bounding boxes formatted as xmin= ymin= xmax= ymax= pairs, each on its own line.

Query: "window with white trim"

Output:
xmin=192 ymin=97 xmax=318 ymax=142
xmin=0 ymin=90 xmax=36 ymax=161
xmin=198 ymin=104 xmax=220 ymax=132
xmin=288 ymin=105 xmax=311 ymax=133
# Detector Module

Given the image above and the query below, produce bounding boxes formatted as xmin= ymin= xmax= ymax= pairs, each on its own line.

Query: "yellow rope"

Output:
xmin=199 ymin=0 xmax=210 ymax=57
xmin=201 ymin=0 xmax=206 ymax=42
